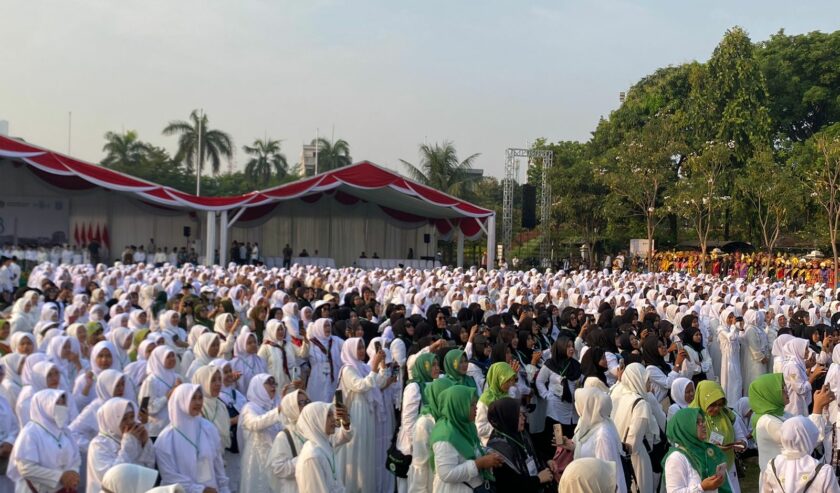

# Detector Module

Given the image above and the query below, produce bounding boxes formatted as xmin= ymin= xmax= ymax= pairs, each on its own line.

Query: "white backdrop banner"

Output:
xmin=0 ymin=196 xmax=70 ymax=245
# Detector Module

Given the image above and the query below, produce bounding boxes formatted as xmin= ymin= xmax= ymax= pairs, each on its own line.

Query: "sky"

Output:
xmin=1 ymin=0 xmax=838 ymax=181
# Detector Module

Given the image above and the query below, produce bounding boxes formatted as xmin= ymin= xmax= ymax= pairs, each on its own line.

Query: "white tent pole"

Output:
xmin=486 ymin=214 xmax=496 ymax=269
xmin=456 ymin=226 xmax=464 ymax=268
xmin=204 ymin=210 xmax=216 ymax=266
xmin=219 ymin=209 xmax=228 ymax=266
xmin=227 ymin=208 xmax=247 ymax=228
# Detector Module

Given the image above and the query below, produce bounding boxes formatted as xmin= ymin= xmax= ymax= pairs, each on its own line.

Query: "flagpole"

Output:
xmin=196 ymin=109 xmax=203 ymax=196
xmin=314 ymin=128 xmax=319 ymax=175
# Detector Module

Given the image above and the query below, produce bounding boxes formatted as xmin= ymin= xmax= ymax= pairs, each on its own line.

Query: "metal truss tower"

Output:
xmin=503 ymin=148 xmax=553 ymax=268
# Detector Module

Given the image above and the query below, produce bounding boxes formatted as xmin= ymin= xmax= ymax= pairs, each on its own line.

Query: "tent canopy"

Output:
xmin=0 ymin=135 xmax=494 ymax=240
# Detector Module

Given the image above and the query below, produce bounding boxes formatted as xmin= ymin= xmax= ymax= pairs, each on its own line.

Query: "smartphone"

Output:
xmin=715 ymin=463 xmax=727 ymax=477
xmin=291 ymin=366 xmax=301 ymax=381
xmin=675 ymin=341 xmax=684 ymax=352
xmin=139 ymin=396 xmax=150 ymax=414
xmin=374 ymin=341 xmax=382 ymax=353
xmin=334 ymin=390 xmax=344 ymax=408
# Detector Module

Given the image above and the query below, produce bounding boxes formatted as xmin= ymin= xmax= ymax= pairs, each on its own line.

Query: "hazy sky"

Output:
xmin=2 ymin=1 xmax=838 ymax=180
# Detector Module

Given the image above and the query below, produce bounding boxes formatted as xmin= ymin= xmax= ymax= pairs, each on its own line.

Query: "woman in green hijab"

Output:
xmin=476 ymin=362 xmax=517 ymax=444
xmin=430 ymin=385 xmax=503 ymax=492
xmin=443 ymin=349 xmax=478 ymax=391
xmin=689 ymin=380 xmax=744 ymax=492
xmin=663 ymin=408 xmax=730 ymax=493
xmin=395 ymin=352 xmax=439 ymax=486
xmin=409 ymin=378 xmax=453 ymax=491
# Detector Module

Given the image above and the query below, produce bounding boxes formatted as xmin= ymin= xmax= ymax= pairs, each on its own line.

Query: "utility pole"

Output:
xmin=195 ymin=109 xmax=203 ymax=196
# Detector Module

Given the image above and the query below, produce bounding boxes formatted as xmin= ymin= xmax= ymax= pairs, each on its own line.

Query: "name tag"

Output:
xmin=709 ymin=431 xmax=725 ymax=446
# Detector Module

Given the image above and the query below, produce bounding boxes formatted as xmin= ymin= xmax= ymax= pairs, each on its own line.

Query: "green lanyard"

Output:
xmin=495 ymin=430 xmax=527 ymax=451
xmin=174 ymin=426 xmax=201 ymax=457
xmin=34 ymin=422 xmax=63 ymax=448
xmin=203 ymin=401 xmax=219 ymax=423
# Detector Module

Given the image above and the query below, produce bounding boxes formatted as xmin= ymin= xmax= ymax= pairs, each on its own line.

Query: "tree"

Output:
xmin=243 ymin=138 xmax=288 ymax=185
xmin=312 ymin=137 xmax=352 ymax=172
xmin=400 ymin=141 xmax=480 ymax=196
xmin=599 ymin=115 xmax=684 ymax=270
xmin=162 ymin=110 xmax=233 ymax=176
xmin=736 ymin=148 xmax=798 ymax=262
xmin=799 ymin=125 xmax=840 ymax=286
xmin=101 ymin=130 xmax=150 ymax=168
xmin=668 ymin=143 xmax=732 ymax=271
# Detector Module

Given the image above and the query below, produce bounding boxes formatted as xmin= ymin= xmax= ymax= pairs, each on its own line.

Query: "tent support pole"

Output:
xmin=204 ymin=211 xmax=216 ymax=266
xmin=219 ymin=209 xmax=229 ymax=266
xmin=227 ymin=208 xmax=246 ymax=228
xmin=456 ymin=226 xmax=464 ymax=269
xmin=486 ymin=214 xmax=496 ymax=269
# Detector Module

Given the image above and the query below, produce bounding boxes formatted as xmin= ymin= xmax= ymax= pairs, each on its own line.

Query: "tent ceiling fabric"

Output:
xmin=0 ymin=135 xmax=493 ymax=238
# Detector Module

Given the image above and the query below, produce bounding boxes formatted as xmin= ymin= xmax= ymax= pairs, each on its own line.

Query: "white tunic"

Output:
xmin=741 ymin=326 xmax=770 ymax=396
xmin=664 ymin=450 xmax=711 ymax=493
xmin=238 ymin=403 xmax=283 ymax=493
xmin=306 ymin=337 xmax=343 ymax=403
xmin=431 ymin=441 xmax=483 ymax=493
xmin=408 ymin=415 xmax=435 ymax=493
xmin=762 ymin=455 xmax=840 ymax=493
xmin=755 ymin=413 xmax=826 ymax=473
xmin=575 ymin=423 xmax=627 ymax=493
xmin=718 ymin=325 xmax=742 ymax=404
xmin=85 ymin=433 xmax=155 ymax=493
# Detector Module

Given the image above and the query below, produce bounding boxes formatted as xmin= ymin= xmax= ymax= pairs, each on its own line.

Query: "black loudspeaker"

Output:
xmin=521 ymin=184 xmax=537 ymax=229
xmin=183 ymin=226 xmax=191 ymax=238
xmin=423 ymin=234 xmax=431 ymax=244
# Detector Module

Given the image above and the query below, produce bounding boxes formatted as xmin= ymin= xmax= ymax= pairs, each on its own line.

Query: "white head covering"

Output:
xmin=245 ymin=373 xmax=278 ymax=411
xmin=147 ymin=346 xmax=179 ymax=388
xmin=90 ymin=340 xmax=118 ymax=374
xmin=192 ymin=365 xmax=230 ymax=449
xmin=102 ymin=464 xmax=171 ymax=493
xmin=670 ymin=377 xmax=694 ymax=408
xmin=97 ymin=397 xmax=135 ymax=441
xmin=782 ymin=338 xmax=809 ymax=364
xmin=558 ymin=457 xmax=616 ymax=493
xmin=772 ymin=334 xmax=795 ymax=359
xmin=309 ymin=318 xmax=332 ymax=344
xmin=296 ymin=401 xmax=333 ymax=455
xmin=572 ymin=387 xmax=615 ymax=454
xmin=280 ymin=389 xmax=305 ymax=429
xmin=193 ymin=332 xmax=220 ymax=367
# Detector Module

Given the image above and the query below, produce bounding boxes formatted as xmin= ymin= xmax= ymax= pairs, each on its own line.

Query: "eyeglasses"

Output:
xmin=265 ymin=379 xmax=277 ymax=387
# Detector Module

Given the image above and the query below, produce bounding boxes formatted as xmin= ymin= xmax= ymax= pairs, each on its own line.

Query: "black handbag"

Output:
xmin=386 ymin=431 xmax=412 ymax=478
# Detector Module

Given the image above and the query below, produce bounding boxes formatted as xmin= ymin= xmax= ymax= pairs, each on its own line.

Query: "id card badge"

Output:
xmin=709 ymin=431 xmax=725 ymax=446
xmin=196 ymin=457 xmax=214 ymax=483
xmin=526 ymin=456 xmax=538 ymax=476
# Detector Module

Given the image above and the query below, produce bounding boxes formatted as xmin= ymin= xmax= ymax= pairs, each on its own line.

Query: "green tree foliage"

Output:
xmin=243 ymin=138 xmax=288 ymax=185
xmin=312 ymin=138 xmax=352 ymax=172
xmin=757 ymin=29 xmax=840 ymax=143
xmin=163 ymin=110 xmax=234 ymax=175
xmin=101 ymin=130 xmax=151 ymax=169
xmin=400 ymin=141 xmax=481 ymax=196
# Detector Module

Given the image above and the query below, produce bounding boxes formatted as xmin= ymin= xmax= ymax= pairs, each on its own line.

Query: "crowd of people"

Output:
xmin=653 ymin=250 xmax=836 ymax=284
xmin=2 ymin=260 xmax=840 ymax=492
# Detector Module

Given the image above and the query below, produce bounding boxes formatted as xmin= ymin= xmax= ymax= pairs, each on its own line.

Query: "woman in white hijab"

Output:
xmin=0 ymin=362 xmax=19 ymax=493
xmin=740 ymin=309 xmax=770 ymax=397
xmin=238 ymin=373 xmax=283 ymax=493
xmin=74 ymin=341 xmax=118 ymax=409
xmin=158 ymin=310 xmax=188 ymax=356
xmin=781 ymin=338 xmax=815 ymax=415
xmin=558 ymin=457 xmax=617 ymax=493
xmin=771 ymin=333 xmax=794 ymax=373
xmin=761 ymin=416 xmax=840 ymax=493
xmin=8 ymin=388 xmax=81 ymax=493
xmin=86 ymin=397 xmax=155 ymax=493
xmin=138 ymin=346 xmax=182 ymax=440
xmin=101 ymin=463 xmax=185 ymax=493
xmin=306 ymin=318 xmax=344 ymax=403
xmin=1 ymin=353 xmax=26 ymax=409
xmin=106 ymin=326 xmax=133 ymax=371
xmin=718 ymin=308 xmax=743 ymax=404
xmin=666 ymin=377 xmax=695 ymax=419
xmin=192 ymin=366 xmax=231 ymax=451
xmin=258 ymin=319 xmax=306 ymax=393
xmin=186 ymin=332 xmax=221 ymax=380
xmin=154 ymin=383 xmax=231 ymax=493
xmin=569 ymin=387 xmax=626 ymax=493
xmin=124 ymin=339 xmax=155 ymax=391
xmin=334 ymin=337 xmax=388 ymax=493
xmin=213 ymin=313 xmax=239 ymax=360
xmin=69 ymin=368 xmax=127 ymax=452
xmin=210 ymin=358 xmax=246 ymax=490
xmin=295 ymin=401 xmax=352 ymax=493
xmin=15 ymin=359 xmax=62 ymax=428
xmin=611 ymin=362 xmax=656 ymax=493
xmin=266 ymin=390 xmax=319 ymax=493
xmin=231 ymin=331 xmax=267 ymax=395
xmin=180 ymin=325 xmax=211 ymax=377
xmin=9 ymin=296 xmax=37 ymax=335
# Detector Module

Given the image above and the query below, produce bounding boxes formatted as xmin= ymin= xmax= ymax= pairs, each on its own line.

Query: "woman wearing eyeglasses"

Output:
xmin=239 ymin=374 xmax=283 ymax=493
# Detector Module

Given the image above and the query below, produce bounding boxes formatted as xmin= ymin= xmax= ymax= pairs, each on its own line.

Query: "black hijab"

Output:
xmin=544 ymin=336 xmax=581 ymax=402
xmin=580 ymin=347 xmax=608 ymax=385
xmin=641 ymin=335 xmax=671 ymax=375
xmin=487 ymin=398 xmax=542 ymax=476
xmin=680 ymin=325 xmax=705 ymax=356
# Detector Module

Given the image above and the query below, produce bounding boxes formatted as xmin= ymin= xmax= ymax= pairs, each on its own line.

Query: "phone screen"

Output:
xmin=140 ymin=396 xmax=150 ymax=413
xmin=374 ymin=341 xmax=382 ymax=353
xmin=334 ymin=390 xmax=344 ymax=407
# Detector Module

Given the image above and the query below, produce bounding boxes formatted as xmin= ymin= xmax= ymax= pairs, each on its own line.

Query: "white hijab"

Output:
xmin=147 ymin=346 xmax=179 ymax=388
xmin=770 ymin=416 xmax=825 ymax=493
xmin=103 ymin=463 xmax=178 ymax=493
xmin=670 ymin=377 xmax=694 ymax=408
xmin=573 ymin=387 xmax=617 ymax=458
xmin=192 ymin=365 xmax=230 ymax=449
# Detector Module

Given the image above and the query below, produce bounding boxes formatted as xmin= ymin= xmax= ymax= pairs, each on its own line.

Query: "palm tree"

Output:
xmin=162 ymin=110 xmax=233 ymax=175
xmin=400 ymin=141 xmax=481 ymax=196
xmin=243 ymin=138 xmax=288 ymax=184
xmin=101 ymin=130 xmax=150 ymax=168
xmin=312 ymin=137 xmax=352 ymax=172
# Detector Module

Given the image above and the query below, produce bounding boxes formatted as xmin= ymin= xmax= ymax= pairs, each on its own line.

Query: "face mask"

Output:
xmin=54 ymin=404 xmax=70 ymax=428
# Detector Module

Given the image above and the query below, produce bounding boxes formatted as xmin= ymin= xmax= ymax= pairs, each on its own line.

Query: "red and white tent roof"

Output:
xmin=0 ymin=135 xmax=494 ymax=238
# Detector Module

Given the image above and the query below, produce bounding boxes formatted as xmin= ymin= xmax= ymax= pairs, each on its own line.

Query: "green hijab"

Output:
xmin=748 ymin=373 xmax=785 ymax=436
xmin=422 ymin=378 xmax=453 ymax=417
xmin=429 ymin=385 xmax=481 ymax=472
xmin=479 ymin=362 xmax=516 ymax=407
xmin=689 ymin=380 xmax=736 ymax=466
xmin=412 ymin=353 xmax=437 ymax=397
xmin=443 ymin=349 xmax=477 ymax=390
xmin=663 ymin=408 xmax=732 ymax=493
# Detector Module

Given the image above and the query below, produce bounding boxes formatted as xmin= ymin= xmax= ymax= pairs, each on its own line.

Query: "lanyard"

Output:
xmin=495 ymin=430 xmax=527 ymax=451
xmin=174 ymin=426 xmax=201 ymax=457
xmin=34 ymin=422 xmax=63 ymax=448
xmin=155 ymin=376 xmax=174 ymax=389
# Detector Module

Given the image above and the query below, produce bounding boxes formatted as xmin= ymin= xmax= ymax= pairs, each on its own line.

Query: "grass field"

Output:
xmin=740 ymin=456 xmax=760 ymax=493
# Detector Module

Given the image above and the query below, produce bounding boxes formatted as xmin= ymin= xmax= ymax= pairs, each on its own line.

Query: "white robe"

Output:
xmin=154 ymin=419 xmax=231 ymax=493
xmin=574 ymin=422 xmax=627 ymax=493
xmin=664 ymin=450 xmax=710 ymax=493
xmin=0 ymin=394 xmax=19 ymax=493
xmin=238 ymin=403 xmax=283 ymax=493
xmin=296 ymin=441 xmax=346 ymax=493
xmin=782 ymin=360 xmax=812 ymax=416
xmin=431 ymin=441 xmax=483 ymax=493
xmin=741 ymin=325 xmax=770 ymax=396
xmin=408 ymin=414 xmax=435 ymax=493
xmin=258 ymin=341 xmax=307 ymax=393
xmin=85 ymin=433 xmax=156 ymax=493
xmin=267 ymin=424 xmax=353 ymax=493
xmin=762 ymin=455 xmax=840 ymax=493
xmin=9 ymin=422 xmax=80 ymax=493
xmin=306 ymin=336 xmax=343 ymax=403
xmin=718 ymin=325 xmax=742 ymax=404
xmin=334 ymin=365 xmax=386 ymax=493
